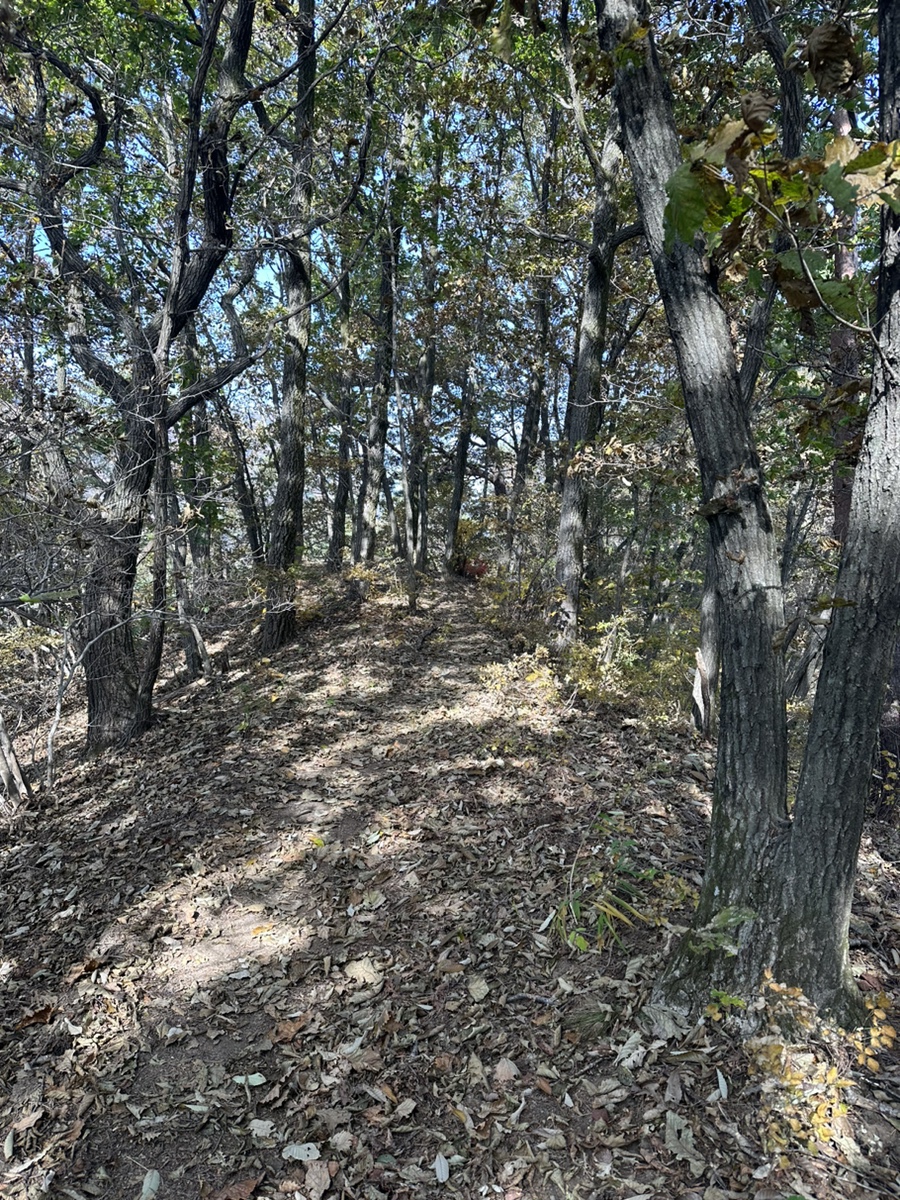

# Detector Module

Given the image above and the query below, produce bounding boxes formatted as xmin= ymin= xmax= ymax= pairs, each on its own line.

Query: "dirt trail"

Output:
xmin=1 ymin=578 xmax=898 ymax=1200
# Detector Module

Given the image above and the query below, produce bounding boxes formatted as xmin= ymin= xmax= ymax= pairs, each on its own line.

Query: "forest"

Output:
xmin=1 ymin=0 xmax=900 ymax=1196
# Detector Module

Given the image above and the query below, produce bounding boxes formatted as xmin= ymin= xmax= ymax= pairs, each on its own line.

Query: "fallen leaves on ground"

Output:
xmin=0 ymin=575 xmax=898 ymax=1199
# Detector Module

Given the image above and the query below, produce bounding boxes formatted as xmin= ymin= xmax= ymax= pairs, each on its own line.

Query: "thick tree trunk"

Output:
xmin=604 ymin=0 xmax=900 ymax=1025
xmin=829 ymin=110 xmax=861 ymax=546
xmin=80 ymin=360 xmax=161 ymax=749
xmin=689 ymin=0 xmax=803 ymax=734
xmin=598 ymin=1 xmax=788 ymax=1008
xmin=773 ymin=0 xmax=900 ymax=1023
xmin=32 ymin=0 xmax=257 ymax=748
xmin=136 ymin=418 xmax=171 ymax=719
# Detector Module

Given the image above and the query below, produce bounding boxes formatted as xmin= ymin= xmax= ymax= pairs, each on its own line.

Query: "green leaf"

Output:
xmin=664 ymin=164 xmax=710 ymax=253
xmin=821 ymin=161 xmax=859 ymax=214
xmin=817 ymin=278 xmax=861 ymax=319
xmin=776 ymin=248 xmax=830 ymax=279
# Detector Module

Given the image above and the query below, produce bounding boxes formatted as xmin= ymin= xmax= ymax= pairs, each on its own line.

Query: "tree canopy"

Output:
xmin=0 ymin=0 xmax=899 ymax=1034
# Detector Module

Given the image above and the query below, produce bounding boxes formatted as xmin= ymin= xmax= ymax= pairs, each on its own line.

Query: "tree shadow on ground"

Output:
xmin=2 ymin=578 xmax=898 ymax=1200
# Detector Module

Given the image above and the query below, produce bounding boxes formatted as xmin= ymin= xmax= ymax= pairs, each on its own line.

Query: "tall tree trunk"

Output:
xmin=504 ymin=106 xmax=558 ymax=572
xmin=552 ymin=119 xmax=622 ymax=646
xmin=36 ymin=0 xmax=257 ymax=748
xmin=20 ymin=227 xmax=35 ymax=494
xmin=829 ymin=106 xmax=862 ymax=546
xmin=771 ymin=0 xmax=900 ymax=1022
xmin=215 ymin=394 xmax=266 ymax=563
xmin=135 ymin=417 xmax=171 ymax=721
xmin=597 ymin=0 xmax=788 ymax=1008
xmin=358 ymin=105 xmax=419 ymax=562
xmin=327 ymin=268 xmax=355 ymax=571
xmin=358 ymin=231 xmax=395 ymax=563
xmin=690 ymin=0 xmax=804 ymax=733
xmin=262 ymin=0 xmax=314 ymax=652
xmin=80 ymin=358 xmax=163 ymax=748
xmin=445 ymin=368 xmax=475 ymax=569
xmin=604 ymin=0 xmax=900 ymax=1025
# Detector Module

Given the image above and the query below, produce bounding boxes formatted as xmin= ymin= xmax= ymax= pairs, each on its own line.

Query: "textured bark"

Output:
xmin=6 ymin=0 xmax=257 ymax=747
xmin=829 ymin=106 xmax=861 ymax=546
xmin=135 ymin=418 xmax=171 ymax=721
xmin=262 ymin=0 xmax=314 ymax=653
xmin=552 ymin=119 xmax=622 ymax=646
xmin=598 ymin=0 xmax=787 ymax=1008
xmin=444 ymin=369 xmax=475 ymax=569
xmin=326 ymin=269 xmax=355 ymax=572
xmin=79 ymin=357 xmax=162 ymax=748
xmin=690 ymin=0 xmax=803 ymax=733
xmin=775 ymin=0 xmax=900 ymax=1023
xmin=602 ymin=0 xmax=900 ymax=1025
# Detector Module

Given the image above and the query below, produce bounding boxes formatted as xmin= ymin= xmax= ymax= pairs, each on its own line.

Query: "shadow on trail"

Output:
xmin=6 ymin=578 xmax=891 ymax=1200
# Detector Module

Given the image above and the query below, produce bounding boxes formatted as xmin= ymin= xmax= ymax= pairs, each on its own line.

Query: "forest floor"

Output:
xmin=2 ymin=573 xmax=900 ymax=1200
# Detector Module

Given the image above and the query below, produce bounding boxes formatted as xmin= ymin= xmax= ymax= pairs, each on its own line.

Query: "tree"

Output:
xmin=260 ymin=0 xmax=316 ymax=652
xmin=0 ymin=0 xmax=258 ymax=745
xmin=593 ymin=0 xmax=900 ymax=1024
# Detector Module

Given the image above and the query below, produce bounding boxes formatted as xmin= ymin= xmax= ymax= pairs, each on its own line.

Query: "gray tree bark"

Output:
xmin=601 ymin=0 xmax=900 ymax=1025
xmin=261 ymin=0 xmax=314 ymax=653
xmin=552 ymin=117 xmax=622 ymax=646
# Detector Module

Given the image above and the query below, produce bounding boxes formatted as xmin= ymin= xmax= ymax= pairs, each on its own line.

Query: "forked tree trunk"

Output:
xmin=26 ymin=0 xmax=257 ymax=748
xmin=773 ymin=0 xmax=900 ymax=1019
xmin=603 ymin=0 xmax=900 ymax=1025
xmin=599 ymin=0 xmax=787 ymax=1006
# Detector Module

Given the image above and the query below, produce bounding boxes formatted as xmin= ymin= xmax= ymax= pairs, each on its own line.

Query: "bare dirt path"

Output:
xmin=1 ymin=577 xmax=899 ymax=1200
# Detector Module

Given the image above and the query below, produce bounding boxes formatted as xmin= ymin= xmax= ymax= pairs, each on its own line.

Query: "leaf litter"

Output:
xmin=0 ymin=574 xmax=898 ymax=1200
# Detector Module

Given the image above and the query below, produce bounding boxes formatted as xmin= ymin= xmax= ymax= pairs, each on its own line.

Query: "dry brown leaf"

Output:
xmin=494 ymin=1056 xmax=520 ymax=1082
xmin=208 ymin=1175 xmax=264 ymax=1200
xmin=740 ymin=91 xmax=776 ymax=133
xmin=64 ymin=956 xmax=105 ymax=983
xmin=12 ymin=1109 xmax=43 ymax=1132
xmin=303 ymin=1159 xmax=332 ymax=1200
xmin=269 ymin=1014 xmax=309 ymax=1043
xmin=15 ymin=1005 xmax=54 ymax=1029
xmin=806 ymin=21 xmax=861 ymax=96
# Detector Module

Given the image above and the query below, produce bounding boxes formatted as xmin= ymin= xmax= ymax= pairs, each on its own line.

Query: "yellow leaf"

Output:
xmin=692 ymin=118 xmax=748 ymax=166
xmin=824 ymin=134 xmax=859 ymax=167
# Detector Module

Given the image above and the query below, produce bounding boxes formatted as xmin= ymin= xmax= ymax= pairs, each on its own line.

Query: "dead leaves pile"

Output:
xmin=0 ymin=577 xmax=899 ymax=1200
